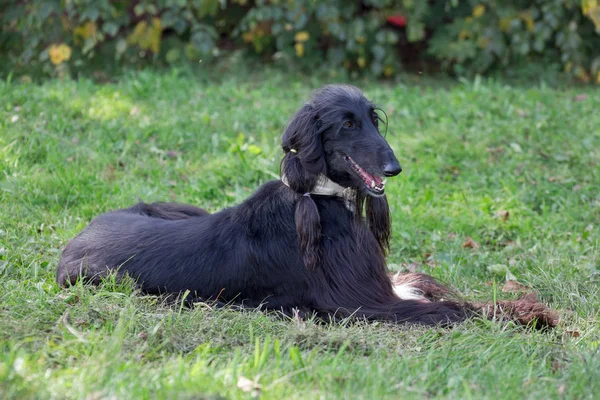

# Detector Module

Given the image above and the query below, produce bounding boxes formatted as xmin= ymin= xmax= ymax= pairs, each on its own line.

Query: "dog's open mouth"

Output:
xmin=344 ymin=155 xmax=386 ymax=194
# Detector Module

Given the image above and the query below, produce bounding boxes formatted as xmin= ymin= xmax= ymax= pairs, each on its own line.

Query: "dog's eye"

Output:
xmin=343 ymin=120 xmax=355 ymax=129
xmin=372 ymin=113 xmax=379 ymax=126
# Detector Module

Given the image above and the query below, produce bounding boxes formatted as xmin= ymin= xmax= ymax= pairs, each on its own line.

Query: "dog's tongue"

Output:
xmin=358 ymin=166 xmax=382 ymax=186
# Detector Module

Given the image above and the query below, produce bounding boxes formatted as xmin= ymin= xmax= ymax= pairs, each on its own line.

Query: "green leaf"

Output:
xmin=103 ymin=22 xmax=119 ymax=36
xmin=289 ymin=346 xmax=305 ymax=368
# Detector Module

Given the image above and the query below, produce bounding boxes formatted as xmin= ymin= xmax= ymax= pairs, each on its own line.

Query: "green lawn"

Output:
xmin=0 ymin=70 xmax=598 ymax=399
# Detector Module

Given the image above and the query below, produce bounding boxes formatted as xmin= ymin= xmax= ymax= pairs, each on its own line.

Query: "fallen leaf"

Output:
xmin=572 ymin=184 xmax=581 ymax=191
xmin=237 ymin=376 xmax=261 ymax=396
xmin=495 ymin=210 xmax=510 ymax=222
xmin=548 ymin=176 xmax=557 ymax=182
xmin=557 ymin=384 xmax=565 ymax=396
xmin=462 ymin=237 xmax=480 ymax=249
xmin=137 ymin=331 xmax=148 ymax=340
xmin=573 ymin=94 xmax=588 ymax=102
xmin=566 ymin=330 xmax=580 ymax=337
xmin=486 ymin=146 xmax=504 ymax=154
xmin=509 ymin=142 xmax=523 ymax=153
xmin=130 ymin=106 xmax=140 ymax=116
xmin=502 ymin=280 xmax=530 ymax=293
xmin=501 ymin=240 xmax=516 ymax=248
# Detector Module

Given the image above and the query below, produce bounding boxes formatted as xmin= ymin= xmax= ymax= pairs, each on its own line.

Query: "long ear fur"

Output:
xmin=281 ymin=104 xmax=326 ymax=270
xmin=366 ymin=195 xmax=391 ymax=254
xmin=281 ymin=104 xmax=326 ymax=184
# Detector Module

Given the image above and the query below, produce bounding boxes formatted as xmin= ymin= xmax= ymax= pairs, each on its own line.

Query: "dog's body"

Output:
xmin=57 ymin=85 xmax=557 ymax=327
xmin=58 ymin=182 xmax=467 ymax=324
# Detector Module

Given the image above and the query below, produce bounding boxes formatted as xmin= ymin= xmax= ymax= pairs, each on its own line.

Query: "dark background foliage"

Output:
xmin=2 ymin=0 xmax=600 ymax=81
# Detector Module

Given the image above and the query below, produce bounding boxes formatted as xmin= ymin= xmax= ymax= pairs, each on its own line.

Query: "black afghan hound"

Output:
xmin=57 ymin=85 xmax=558 ymax=327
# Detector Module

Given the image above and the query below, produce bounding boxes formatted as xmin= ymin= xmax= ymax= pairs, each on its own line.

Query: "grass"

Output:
xmin=0 ymin=69 xmax=599 ymax=399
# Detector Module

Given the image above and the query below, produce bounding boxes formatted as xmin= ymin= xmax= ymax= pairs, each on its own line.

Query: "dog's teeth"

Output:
xmin=370 ymin=180 xmax=375 ymax=188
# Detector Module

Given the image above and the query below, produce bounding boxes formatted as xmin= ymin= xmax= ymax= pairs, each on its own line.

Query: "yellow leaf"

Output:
xmin=48 ymin=44 xmax=71 ymax=65
xmin=58 ymin=44 xmax=72 ymax=61
xmin=582 ymin=0 xmax=599 ymax=15
xmin=128 ymin=21 xmax=148 ymax=45
xmin=458 ymin=30 xmax=470 ymax=40
xmin=295 ymin=42 xmax=304 ymax=57
xmin=128 ymin=19 xmax=162 ymax=54
xmin=499 ymin=17 xmax=513 ymax=32
xmin=149 ymin=18 xmax=162 ymax=53
xmin=519 ymin=11 xmax=535 ymax=32
xmin=383 ymin=66 xmax=394 ymax=77
xmin=583 ymin=2 xmax=600 ymax=30
xmin=472 ymin=4 xmax=485 ymax=18
xmin=74 ymin=21 xmax=97 ymax=41
xmin=357 ymin=57 xmax=366 ymax=68
xmin=294 ymin=31 xmax=309 ymax=42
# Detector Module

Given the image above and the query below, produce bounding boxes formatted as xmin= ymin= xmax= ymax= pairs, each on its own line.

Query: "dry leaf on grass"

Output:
xmin=462 ymin=237 xmax=480 ymax=249
xmin=501 ymin=280 xmax=530 ymax=293
xmin=573 ymin=94 xmax=588 ymax=102
xmin=237 ymin=376 xmax=261 ymax=397
xmin=495 ymin=210 xmax=510 ymax=222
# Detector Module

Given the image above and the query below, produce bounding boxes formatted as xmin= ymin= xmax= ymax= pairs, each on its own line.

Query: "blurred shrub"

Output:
xmin=1 ymin=0 xmax=599 ymax=82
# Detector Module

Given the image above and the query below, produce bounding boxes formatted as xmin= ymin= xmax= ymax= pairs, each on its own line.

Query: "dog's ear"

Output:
xmin=281 ymin=104 xmax=325 ymax=270
xmin=281 ymin=104 xmax=326 ymax=192
xmin=366 ymin=195 xmax=391 ymax=255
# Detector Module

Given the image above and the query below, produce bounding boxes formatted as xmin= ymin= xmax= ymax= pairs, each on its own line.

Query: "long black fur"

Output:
xmin=57 ymin=85 xmax=472 ymax=325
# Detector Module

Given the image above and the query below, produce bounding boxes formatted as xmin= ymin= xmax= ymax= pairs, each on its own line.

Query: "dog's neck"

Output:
xmin=280 ymin=174 xmax=356 ymax=212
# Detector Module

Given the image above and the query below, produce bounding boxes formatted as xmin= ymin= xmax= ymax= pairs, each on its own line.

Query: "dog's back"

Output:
xmin=56 ymin=202 xmax=209 ymax=287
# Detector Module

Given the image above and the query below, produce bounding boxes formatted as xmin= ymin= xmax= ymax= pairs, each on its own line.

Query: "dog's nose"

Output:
xmin=383 ymin=161 xmax=402 ymax=177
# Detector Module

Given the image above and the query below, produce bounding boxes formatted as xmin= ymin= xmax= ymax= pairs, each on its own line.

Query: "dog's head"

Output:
xmin=281 ymin=85 xmax=398 ymax=269
xmin=281 ymin=84 xmax=401 ymax=197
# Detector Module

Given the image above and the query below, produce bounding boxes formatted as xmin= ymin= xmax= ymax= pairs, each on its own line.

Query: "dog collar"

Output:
xmin=280 ymin=174 xmax=356 ymax=212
